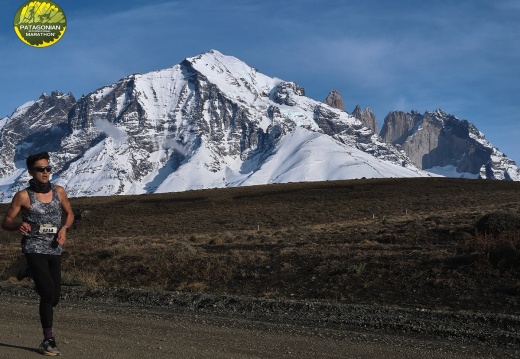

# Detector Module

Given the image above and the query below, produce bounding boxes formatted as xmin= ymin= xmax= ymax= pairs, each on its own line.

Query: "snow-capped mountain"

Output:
xmin=0 ymin=50 xmax=516 ymax=202
xmin=380 ymin=110 xmax=520 ymax=180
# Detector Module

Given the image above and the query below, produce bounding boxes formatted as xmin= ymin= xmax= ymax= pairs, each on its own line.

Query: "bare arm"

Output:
xmin=56 ymin=186 xmax=74 ymax=245
xmin=1 ymin=191 xmax=31 ymax=234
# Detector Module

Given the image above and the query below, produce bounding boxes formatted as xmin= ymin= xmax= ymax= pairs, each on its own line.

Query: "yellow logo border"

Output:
xmin=13 ymin=1 xmax=67 ymax=48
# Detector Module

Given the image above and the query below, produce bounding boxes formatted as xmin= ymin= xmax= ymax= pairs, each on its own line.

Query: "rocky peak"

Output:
xmin=324 ymin=89 xmax=344 ymax=111
xmin=0 ymin=50 xmax=518 ymax=203
xmin=0 ymin=91 xmax=76 ymax=177
xmin=352 ymin=105 xmax=378 ymax=134
xmin=380 ymin=109 xmax=520 ymax=179
xmin=271 ymin=82 xmax=305 ymax=106
xmin=23 ymin=91 xmax=75 ymax=123
xmin=379 ymin=110 xmax=416 ymax=145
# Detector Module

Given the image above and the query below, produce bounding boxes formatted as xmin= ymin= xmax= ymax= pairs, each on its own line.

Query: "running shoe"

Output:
xmin=39 ymin=337 xmax=61 ymax=356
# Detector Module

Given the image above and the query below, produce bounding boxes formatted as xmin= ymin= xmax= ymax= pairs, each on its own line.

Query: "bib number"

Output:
xmin=39 ymin=224 xmax=58 ymax=235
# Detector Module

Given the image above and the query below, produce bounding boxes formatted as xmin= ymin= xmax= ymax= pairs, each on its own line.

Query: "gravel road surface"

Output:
xmin=1 ymin=291 xmax=519 ymax=359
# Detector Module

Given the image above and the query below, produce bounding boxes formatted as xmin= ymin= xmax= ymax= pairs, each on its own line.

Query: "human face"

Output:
xmin=30 ymin=159 xmax=51 ymax=183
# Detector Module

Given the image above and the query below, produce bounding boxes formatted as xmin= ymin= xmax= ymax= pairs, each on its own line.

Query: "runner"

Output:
xmin=1 ymin=151 xmax=74 ymax=356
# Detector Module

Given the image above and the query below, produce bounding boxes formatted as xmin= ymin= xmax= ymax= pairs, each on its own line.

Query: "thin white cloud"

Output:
xmin=164 ymin=138 xmax=189 ymax=156
xmin=93 ymin=118 xmax=128 ymax=144
xmin=1 ymin=0 xmax=519 ymax=163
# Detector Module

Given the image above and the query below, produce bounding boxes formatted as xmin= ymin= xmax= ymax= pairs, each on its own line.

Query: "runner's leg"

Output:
xmin=25 ymin=253 xmax=57 ymax=330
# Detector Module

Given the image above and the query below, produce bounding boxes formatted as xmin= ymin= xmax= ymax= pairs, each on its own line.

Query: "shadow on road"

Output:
xmin=0 ymin=342 xmax=40 ymax=354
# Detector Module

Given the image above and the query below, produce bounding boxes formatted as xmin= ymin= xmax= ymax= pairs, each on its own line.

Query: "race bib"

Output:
xmin=39 ymin=224 xmax=58 ymax=235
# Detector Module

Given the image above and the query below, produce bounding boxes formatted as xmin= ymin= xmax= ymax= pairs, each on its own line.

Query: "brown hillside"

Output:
xmin=1 ymin=177 xmax=520 ymax=314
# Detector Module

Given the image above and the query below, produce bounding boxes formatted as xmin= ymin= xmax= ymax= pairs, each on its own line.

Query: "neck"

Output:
xmin=29 ymin=179 xmax=52 ymax=194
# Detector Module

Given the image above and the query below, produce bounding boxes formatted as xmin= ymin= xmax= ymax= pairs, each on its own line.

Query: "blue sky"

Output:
xmin=2 ymin=0 xmax=519 ymax=162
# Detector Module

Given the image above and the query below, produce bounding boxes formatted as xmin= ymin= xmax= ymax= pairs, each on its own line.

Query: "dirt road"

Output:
xmin=0 ymin=297 xmax=516 ymax=359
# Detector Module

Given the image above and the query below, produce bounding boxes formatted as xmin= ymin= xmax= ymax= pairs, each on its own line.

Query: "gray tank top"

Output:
xmin=22 ymin=185 xmax=63 ymax=255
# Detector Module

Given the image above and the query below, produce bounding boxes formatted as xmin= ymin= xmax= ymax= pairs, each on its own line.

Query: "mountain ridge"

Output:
xmin=0 ymin=50 xmax=518 ymax=202
xmin=380 ymin=109 xmax=520 ymax=180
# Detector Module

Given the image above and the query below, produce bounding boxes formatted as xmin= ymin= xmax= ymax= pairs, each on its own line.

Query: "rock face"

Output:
xmin=0 ymin=91 xmax=75 ymax=179
xmin=380 ymin=109 xmax=520 ymax=180
xmin=323 ymin=90 xmax=378 ymax=135
xmin=0 ymin=50 xmax=518 ymax=203
xmin=352 ymin=105 xmax=378 ymax=134
xmin=0 ymin=50 xmax=428 ymax=202
xmin=324 ymin=89 xmax=344 ymax=111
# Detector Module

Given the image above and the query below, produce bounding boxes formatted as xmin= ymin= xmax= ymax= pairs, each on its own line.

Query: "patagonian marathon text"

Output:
xmin=18 ymin=25 xmax=62 ymax=31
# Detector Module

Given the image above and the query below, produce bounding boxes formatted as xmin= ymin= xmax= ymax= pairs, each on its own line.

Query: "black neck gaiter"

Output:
xmin=29 ymin=179 xmax=52 ymax=194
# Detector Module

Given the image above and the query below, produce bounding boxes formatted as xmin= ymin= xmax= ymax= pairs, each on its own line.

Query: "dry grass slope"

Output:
xmin=1 ymin=177 xmax=520 ymax=314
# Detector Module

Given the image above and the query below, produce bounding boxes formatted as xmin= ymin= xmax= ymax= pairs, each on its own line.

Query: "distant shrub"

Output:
xmin=209 ymin=237 xmax=224 ymax=245
xmin=62 ymin=269 xmax=106 ymax=287
xmin=470 ymin=230 xmax=520 ymax=273
xmin=475 ymin=212 xmax=520 ymax=236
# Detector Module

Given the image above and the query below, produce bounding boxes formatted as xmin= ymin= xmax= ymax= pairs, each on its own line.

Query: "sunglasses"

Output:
xmin=32 ymin=166 xmax=53 ymax=173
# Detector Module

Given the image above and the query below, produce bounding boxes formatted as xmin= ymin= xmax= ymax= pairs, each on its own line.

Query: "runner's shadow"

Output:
xmin=0 ymin=342 xmax=40 ymax=354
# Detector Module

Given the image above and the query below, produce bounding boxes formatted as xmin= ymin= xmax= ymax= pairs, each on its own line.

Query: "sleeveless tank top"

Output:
xmin=22 ymin=185 xmax=63 ymax=255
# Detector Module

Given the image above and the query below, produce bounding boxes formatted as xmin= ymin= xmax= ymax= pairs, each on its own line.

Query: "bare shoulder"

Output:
xmin=12 ymin=189 xmax=29 ymax=203
xmin=7 ymin=189 xmax=29 ymax=211
xmin=54 ymin=185 xmax=71 ymax=201
xmin=54 ymin=184 xmax=67 ymax=196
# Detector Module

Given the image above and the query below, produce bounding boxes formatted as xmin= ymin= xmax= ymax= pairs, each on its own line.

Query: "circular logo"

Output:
xmin=14 ymin=1 xmax=67 ymax=48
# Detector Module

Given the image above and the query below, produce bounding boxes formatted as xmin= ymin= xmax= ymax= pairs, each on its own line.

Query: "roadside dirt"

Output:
xmin=2 ymin=178 xmax=520 ymax=358
xmin=0 ymin=296 xmax=517 ymax=359
xmin=2 ymin=178 xmax=520 ymax=315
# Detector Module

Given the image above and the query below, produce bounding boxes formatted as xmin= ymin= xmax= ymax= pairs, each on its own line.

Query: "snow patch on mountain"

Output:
xmin=0 ymin=50 xmax=516 ymax=203
xmin=424 ymin=165 xmax=478 ymax=179
xmin=236 ymin=127 xmax=427 ymax=185
xmin=0 ymin=117 xmax=8 ymax=132
xmin=152 ymin=127 xmax=430 ymax=193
